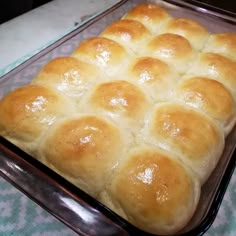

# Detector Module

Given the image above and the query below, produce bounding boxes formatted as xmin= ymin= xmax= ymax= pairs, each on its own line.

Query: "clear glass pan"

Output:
xmin=0 ymin=0 xmax=236 ymax=235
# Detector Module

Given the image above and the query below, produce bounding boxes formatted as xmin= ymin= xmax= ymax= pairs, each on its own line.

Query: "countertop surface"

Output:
xmin=0 ymin=0 xmax=119 ymax=76
xmin=0 ymin=0 xmax=236 ymax=236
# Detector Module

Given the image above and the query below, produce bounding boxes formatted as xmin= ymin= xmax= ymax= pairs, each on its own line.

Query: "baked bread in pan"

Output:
xmin=0 ymin=2 xmax=235 ymax=235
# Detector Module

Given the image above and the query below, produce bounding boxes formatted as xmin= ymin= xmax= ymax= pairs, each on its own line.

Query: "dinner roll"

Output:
xmin=0 ymin=85 xmax=75 ymax=156
xmin=79 ymin=80 xmax=151 ymax=133
xmin=127 ymin=56 xmax=179 ymax=102
xmin=100 ymin=146 xmax=200 ymax=235
xmin=39 ymin=115 xmax=129 ymax=197
xmin=123 ymin=3 xmax=172 ymax=34
xmin=142 ymin=103 xmax=225 ymax=184
xmin=144 ymin=33 xmax=194 ymax=74
xmin=203 ymin=33 xmax=236 ymax=60
xmin=187 ymin=53 xmax=236 ymax=99
xmin=32 ymin=56 xmax=102 ymax=100
xmin=162 ymin=18 xmax=209 ymax=50
xmin=72 ymin=37 xmax=130 ymax=76
xmin=175 ymin=77 xmax=236 ymax=135
xmin=100 ymin=19 xmax=151 ymax=54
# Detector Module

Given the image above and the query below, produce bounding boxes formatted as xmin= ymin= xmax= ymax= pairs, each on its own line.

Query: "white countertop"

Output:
xmin=0 ymin=0 xmax=119 ymax=76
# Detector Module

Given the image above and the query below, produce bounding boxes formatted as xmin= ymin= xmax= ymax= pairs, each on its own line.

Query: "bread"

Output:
xmin=203 ymin=33 xmax=236 ymax=60
xmin=0 ymin=84 xmax=76 ymax=156
xmin=79 ymin=80 xmax=151 ymax=133
xmin=39 ymin=114 xmax=130 ymax=197
xmin=175 ymin=77 xmax=236 ymax=135
xmin=187 ymin=53 xmax=236 ymax=99
xmin=100 ymin=146 xmax=200 ymax=235
xmin=100 ymin=19 xmax=152 ymax=54
xmin=32 ymin=56 xmax=102 ymax=101
xmin=161 ymin=18 xmax=210 ymax=50
xmin=142 ymin=102 xmax=224 ymax=184
xmin=72 ymin=37 xmax=131 ymax=77
xmin=126 ymin=56 xmax=179 ymax=102
xmin=123 ymin=3 xmax=172 ymax=34
xmin=0 ymin=2 xmax=235 ymax=235
xmin=144 ymin=33 xmax=195 ymax=74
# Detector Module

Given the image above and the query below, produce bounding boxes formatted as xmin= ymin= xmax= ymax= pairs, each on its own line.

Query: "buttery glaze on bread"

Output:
xmin=100 ymin=146 xmax=200 ymax=235
xmin=32 ymin=56 xmax=102 ymax=100
xmin=162 ymin=18 xmax=210 ymax=50
xmin=0 ymin=2 xmax=235 ymax=235
xmin=0 ymin=84 xmax=76 ymax=156
xmin=187 ymin=52 xmax=236 ymax=99
xmin=144 ymin=33 xmax=195 ymax=73
xmin=123 ymin=3 xmax=172 ymax=33
xmin=39 ymin=114 xmax=129 ymax=197
xmin=175 ymin=77 xmax=236 ymax=135
xmin=142 ymin=103 xmax=224 ymax=184
xmin=203 ymin=33 xmax=236 ymax=60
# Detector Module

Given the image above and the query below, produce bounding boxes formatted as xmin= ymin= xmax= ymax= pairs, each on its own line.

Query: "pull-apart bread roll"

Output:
xmin=100 ymin=19 xmax=151 ymax=54
xmin=142 ymin=103 xmax=225 ymax=184
xmin=203 ymin=33 xmax=236 ymax=60
xmin=187 ymin=53 xmax=236 ymax=99
xmin=0 ymin=85 xmax=75 ymax=156
xmin=39 ymin=115 xmax=129 ymax=197
xmin=162 ymin=18 xmax=210 ymax=50
xmin=127 ymin=56 xmax=179 ymax=102
xmin=72 ymin=37 xmax=130 ymax=77
xmin=175 ymin=77 xmax=236 ymax=135
xmin=32 ymin=56 xmax=102 ymax=101
xmin=100 ymin=146 xmax=200 ymax=235
xmin=79 ymin=80 xmax=151 ymax=133
xmin=0 ymin=2 xmax=235 ymax=236
xmin=144 ymin=33 xmax=195 ymax=74
xmin=123 ymin=3 xmax=172 ymax=34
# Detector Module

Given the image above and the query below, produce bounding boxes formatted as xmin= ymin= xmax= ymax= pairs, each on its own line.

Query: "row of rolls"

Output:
xmin=0 ymin=2 xmax=236 ymax=235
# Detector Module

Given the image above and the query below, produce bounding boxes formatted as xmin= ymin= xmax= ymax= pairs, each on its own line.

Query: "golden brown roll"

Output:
xmin=0 ymin=84 xmax=76 ymax=156
xmin=72 ymin=37 xmax=130 ymax=77
xmin=123 ymin=3 xmax=172 ymax=34
xmin=100 ymin=146 xmax=200 ymax=235
xmin=100 ymin=19 xmax=151 ymax=54
xmin=32 ymin=56 xmax=101 ymax=100
xmin=79 ymin=80 xmax=151 ymax=132
xmin=144 ymin=33 xmax=194 ymax=74
xmin=203 ymin=33 xmax=236 ymax=60
xmin=162 ymin=18 xmax=209 ymax=50
xmin=142 ymin=103 xmax=225 ymax=184
xmin=127 ymin=56 xmax=179 ymax=102
xmin=175 ymin=77 xmax=236 ymax=135
xmin=39 ymin=114 xmax=129 ymax=197
xmin=187 ymin=53 xmax=236 ymax=99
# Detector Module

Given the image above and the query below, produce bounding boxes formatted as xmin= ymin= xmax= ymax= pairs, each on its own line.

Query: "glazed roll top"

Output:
xmin=79 ymin=80 xmax=151 ymax=133
xmin=100 ymin=19 xmax=152 ymax=54
xmin=175 ymin=77 xmax=236 ymax=135
xmin=39 ymin=114 xmax=130 ymax=197
xmin=72 ymin=37 xmax=130 ymax=77
xmin=32 ymin=56 xmax=102 ymax=101
xmin=203 ymin=33 xmax=236 ymax=60
xmin=123 ymin=3 xmax=172 ymax=34
xmin=142 ymin=103 xmax=225 ymax=184
xmin=100 ymin=146 xmax=200 ymax=235
xmin=0 ymin=2 xmax=235 ymax=236
xmin=126 ymin=56 xmax=179 ymax=102
xmin=0 ymin=84 xmax=76 ymax=156
xmin=144 ymin=33 xmax=195 ymax=74
xmin=187 ymin=53 xmax=236 ymax=99
xmin=162 ymin=18 xmax=210 ymax=50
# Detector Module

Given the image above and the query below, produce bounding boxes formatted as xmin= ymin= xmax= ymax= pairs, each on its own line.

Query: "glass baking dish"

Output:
xmin=0 ymin=0 xmax=236 ymax=235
